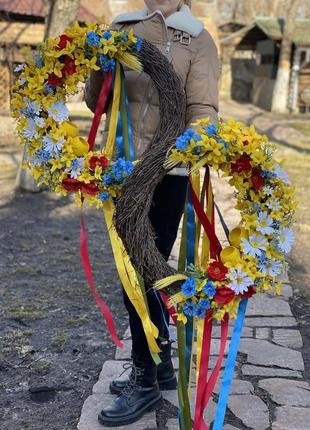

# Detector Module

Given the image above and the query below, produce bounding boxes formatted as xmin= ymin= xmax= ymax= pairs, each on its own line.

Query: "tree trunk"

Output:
xmin=16 ymin=0 xmax=81 ymax=191
xmin=44 ymin=0 xmax=81 ymax=39
xmin=271 ymin=0 xmax=300 ymax=113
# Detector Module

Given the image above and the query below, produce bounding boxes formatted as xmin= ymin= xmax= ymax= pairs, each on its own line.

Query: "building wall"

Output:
xmin=252 ymin=77 xmax=275 ymax=111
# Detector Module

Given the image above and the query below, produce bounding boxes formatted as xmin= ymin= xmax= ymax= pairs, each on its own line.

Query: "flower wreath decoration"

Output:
xmin=12 ymin=21 xmax=297 ymax=430
xmin=12 ymin=22 xmax=142 ymax=206
xmin=155 ymin=117 xmax=297 ymax=323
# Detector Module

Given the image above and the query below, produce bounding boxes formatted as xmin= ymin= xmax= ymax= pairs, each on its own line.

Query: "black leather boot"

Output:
xmin=98 ymin=359 xmax=163 ymax=427
xmin=110 ymin=341 xmax=177 ymax=395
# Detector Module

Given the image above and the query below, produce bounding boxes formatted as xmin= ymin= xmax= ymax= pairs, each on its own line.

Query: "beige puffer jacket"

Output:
xmin=85 ymin=5 xmax=220 ymax=166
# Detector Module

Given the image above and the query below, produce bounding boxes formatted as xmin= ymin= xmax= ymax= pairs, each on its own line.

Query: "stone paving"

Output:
xmin=77 ymin=169 xmax=310 ymax=429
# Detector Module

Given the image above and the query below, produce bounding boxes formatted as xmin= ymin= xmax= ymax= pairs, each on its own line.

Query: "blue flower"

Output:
xmin=86 ymin=31 xmax=100 ymax=46
xmin=198 ymin=299 xmax=211 ymax=310
xmin=68 ymin=158 xmax=84 ymax=179
xmin=44 ymin=84 xmax=56 ymax=95
xmin=99 ymin=55 xmax=116 ymax=72
xmin=202 ymin=280 xmax=216 ymax=297
xmin=194 ymin=305 xmax=207 ymax=319
xmin=183 ymin=301 xmax=196 ymax=317
xmin=262 ymin=169 xmax=276 ymax=179
xmin=100 ymin=192 xmax=110 ymax=201
xmin=102 ymin=31 xmax=112 ymax=40
xmin=135 ymin=38 xmax=143 ymax=52
xmin=32 ymin=149 xmax=51 ymax=165
xmin=205 ymin=124 xmax=217 ymax=136
xmin=219 ymin=138 xmax=229 ymax=150
xmin=181 ymin=277 xmax=196 ymax=297
xmin=175 ymin=135 xmax=189 ymax=150
xmin=120 ymin=34 xmax=128 ymax=42
xmin=192 ymin=132 xmax=201 ymax=142
xmin=102 ymin=174 xmax=112 ymax=185
xmin=272 ymin=220 xmax=281 ymax=230
xmin=34 ymin=53 xmax=44 ymax=68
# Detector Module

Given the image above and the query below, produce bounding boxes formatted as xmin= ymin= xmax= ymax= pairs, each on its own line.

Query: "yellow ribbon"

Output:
xmin=105 ymin=61 xmax=122 ymax=159
xmin=200 ymin=174 xmax=213 ymax=267
xmin=102 ymin=200 xmax=160 ymax=353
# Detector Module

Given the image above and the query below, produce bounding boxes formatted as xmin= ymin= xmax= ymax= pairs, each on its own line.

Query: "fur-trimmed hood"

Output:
xmin=113 ymin=4 xmax=204 ymax=38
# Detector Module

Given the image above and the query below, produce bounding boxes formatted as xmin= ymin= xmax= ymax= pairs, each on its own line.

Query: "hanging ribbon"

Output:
xmin=189 ymin=176 xmax=222 ymax=260
xmin=177 ymin=321 xmax=192 ymax=430
xmin=80 ymin=208 xmax=123 ymax=348
xmin=105 ymin=61 xmax=122 ymax=159
xmin=87 ymin=70 xmax=113 ymax=151
xmin=194 ymin=312 xmax=213 ymax=430
xmin=213 ymin=299 xmax=248 ymax=430
xmin=200 ymin=169 xmax=213 ymax=267
xmin=102 ymin=200 xmax=161 ymax=355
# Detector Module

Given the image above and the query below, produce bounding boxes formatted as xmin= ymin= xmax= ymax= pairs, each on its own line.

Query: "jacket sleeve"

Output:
xmin=84 ymin=70 xmax=105 ymax=113
xmin=185 ymin=30 xmax=220 ymax=127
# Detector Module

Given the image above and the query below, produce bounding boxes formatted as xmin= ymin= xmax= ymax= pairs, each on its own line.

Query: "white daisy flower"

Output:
xmin=43 ymin=135 xmax=64 ymax=156
xmin=262 ymin=185 xmax=274 ymax=196
xmin=277 ymin=227 xmax=294 ymax=253
xmin=241 ymin=234 xmax=268 ymax=258
xmin=256 ymin=212 xmax=275 ymax=235
xmin=266 ymin=198 xmax=281 ymax=211
xmin=47 ymin=101 xmax=69 ymax=122
xmin=228 ymin=267 xmax=253 ymax=294
xmin=23 ymin=118 xmax=38 ymax=139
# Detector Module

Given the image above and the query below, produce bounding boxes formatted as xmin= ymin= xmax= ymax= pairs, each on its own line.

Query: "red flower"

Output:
xmin=48 ymin=73 xmax=65 ymax=87
xmin=81 ymin=182 xmax=99 ymax=195
xmin=231 ymin=154 xmax=252 ymax=173
xmin=57 ymin=34 xmax=73 ymax=50
xmin=214 ymin=286 xmax=236 ymax=305
xmin=62 ymin=56 xmax=76 ymax=76
xmin=62 ymin=178 xmax=99 ymax=196
xmin=250 ymin=168 xmax=264 ymax=192
xmin=207 ymin=261 xmax=228 ymax=281
xmin=89 ymin=155 xmax=109 ymax=171
xmin=241 ymin=286 xmax=256 ymax=299
xmin=62 ymin=178 xmax=82 ymax=191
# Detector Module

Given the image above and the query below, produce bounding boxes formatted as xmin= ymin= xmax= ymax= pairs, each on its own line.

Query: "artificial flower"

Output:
xmin=207 ymin=261 xmax=228 ymax=281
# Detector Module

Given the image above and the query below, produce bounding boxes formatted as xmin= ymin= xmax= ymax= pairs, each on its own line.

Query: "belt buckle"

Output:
xmin=173 ymin=30 xmax=182 ymax=42
xmin=180 ymin=33 xmax=191 ymax=45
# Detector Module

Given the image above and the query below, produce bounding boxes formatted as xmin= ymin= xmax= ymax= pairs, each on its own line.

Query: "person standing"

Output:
xmin=84 ymin=0 xmax=220 ymax=426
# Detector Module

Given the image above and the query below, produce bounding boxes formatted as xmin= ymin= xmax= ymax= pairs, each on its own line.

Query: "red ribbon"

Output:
xmin=80 ymin=210 xmax=123 ymax=348
xmin=189 ymin=176 xmax=222 ymax=259
xmin=159 ymin=291 xmax=178 ymax=325
xmin=194 ymin=312 xmax=213 ymax=430
xmin=194 ymin=313 xmax=229 ymax=430
xmin=87 ymin=70 xmax=113 ymax=150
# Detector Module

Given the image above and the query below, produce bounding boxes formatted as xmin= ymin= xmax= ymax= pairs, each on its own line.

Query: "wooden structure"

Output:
xmin=220 ymin=17 xmax=310 ymax=112
xmin=0 ymin=0 xmax=99 ymax=114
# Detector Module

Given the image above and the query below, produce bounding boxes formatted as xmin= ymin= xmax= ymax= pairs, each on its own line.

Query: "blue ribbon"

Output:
xmin=186 ymin=184 xmax=196 ymax=267
xmin=116 ymin=111 xmax=125 ymax=158
xmin=213 ymin=299 xmax=248 ymax=430
xmin=123 ymin=77 xmax=135 ymax=161
xmin=115 ymin=68 xmax=135 ymax=161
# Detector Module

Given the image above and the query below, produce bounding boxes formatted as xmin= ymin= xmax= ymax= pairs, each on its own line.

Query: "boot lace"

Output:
xmin=120 ymin=363 xmax=145 ymax=398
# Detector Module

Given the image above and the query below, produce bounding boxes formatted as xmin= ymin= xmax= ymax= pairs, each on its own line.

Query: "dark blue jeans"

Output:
xmin=122 ymin=174 xmax=189 ymax=363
